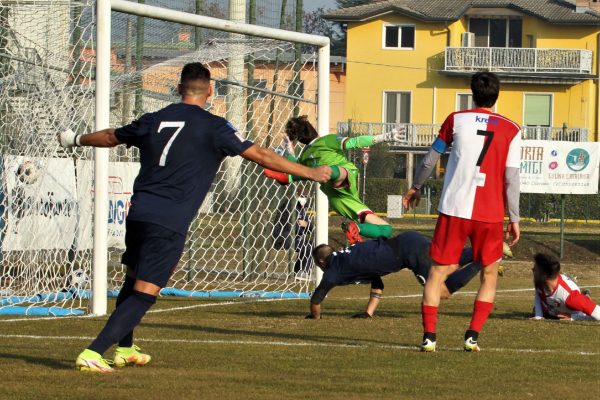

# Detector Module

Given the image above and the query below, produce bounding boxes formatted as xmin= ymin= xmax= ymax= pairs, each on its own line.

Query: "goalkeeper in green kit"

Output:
xmin=264 ymin=116 xmax=403 ymax=244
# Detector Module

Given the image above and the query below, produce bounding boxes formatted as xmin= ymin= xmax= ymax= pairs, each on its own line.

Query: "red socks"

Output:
xmin=469 ymin=300 xmax=494 ymax=332
xmin=422 ymin=301 xmax=494 ymax=336
xmin=422 ymin=304 xmax=438 ymax=334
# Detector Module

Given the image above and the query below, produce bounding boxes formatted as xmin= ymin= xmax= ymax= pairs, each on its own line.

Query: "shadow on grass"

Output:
xmin=0 ymin=352 xmax=72 ymax=370
xmin=569 ymin=238 xmax=600 ymax=257
xmin=142 ymin=321 xmax=416 ymax=348
xmin=493 ymin=311 xmax=533 ymax=320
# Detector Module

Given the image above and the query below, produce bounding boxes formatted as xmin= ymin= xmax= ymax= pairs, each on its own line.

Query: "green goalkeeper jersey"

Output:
xmin=298 ymin=134 xmax=357 ymax=171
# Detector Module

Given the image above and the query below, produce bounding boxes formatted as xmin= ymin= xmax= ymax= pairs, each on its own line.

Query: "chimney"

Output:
xmin=576 ymin=0 xmax=600 ymax=12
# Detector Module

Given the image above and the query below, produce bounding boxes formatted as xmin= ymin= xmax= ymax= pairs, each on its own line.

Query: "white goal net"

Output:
xmin=0 ymin=0 xmax=329 ymax=316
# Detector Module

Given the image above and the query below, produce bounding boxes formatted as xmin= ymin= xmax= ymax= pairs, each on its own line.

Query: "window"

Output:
xmin=456 ymin=93 xmax=474 ymax=111
xmin=384 ymin=92 xmax=411 ymax=124
xmin=524 ymin=94 xmax=552 ymax=126
xmin=508 ymin=19 xmax=522 ymax=47
xmin=286 ymin=79 xmax=304 ymax=98
xmin=214 ymin=80 xmax=227 ymax=97
xmin=253 ymin=79 xmax=268 ymax=99
xmin=469 ymin=18 xmax=522 ymax=48
xmin=383 ymin=25 xmax=415 ymax=49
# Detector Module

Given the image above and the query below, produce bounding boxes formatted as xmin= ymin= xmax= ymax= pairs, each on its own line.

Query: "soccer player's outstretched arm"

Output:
xmin=531 ymin=290 xmax=544 ymax=320
xmin=341 ymin=126 xmax=406 ymax=150
xmin=242 ymin=145 xmax=330 ymax=184
xmin=565 ymin=291 xmax=600 ymax=320
xmin=352 ymin=277 xmax=384 ymax=318
xmin=307 ymin=281 xmax=334 ymax=319
xmin=59 ymin=128 xmax=123 ymax=148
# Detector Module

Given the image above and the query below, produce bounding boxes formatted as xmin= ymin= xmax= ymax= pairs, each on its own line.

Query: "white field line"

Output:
xmin=0 ymin=333 xmax=597 ymax=357
xmin=351 ymin=284 xmax=600 ymax=300
xmin=1 ymin=285 xmax=600 ymax=323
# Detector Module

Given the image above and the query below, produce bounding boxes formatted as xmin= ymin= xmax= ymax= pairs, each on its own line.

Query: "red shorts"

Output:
xmin=430 ymin=213 xmax=503 ymax=266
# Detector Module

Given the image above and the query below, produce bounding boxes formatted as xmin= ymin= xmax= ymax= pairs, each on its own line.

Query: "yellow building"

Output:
xmin=325 ymin=0 xmax=600 ymax=152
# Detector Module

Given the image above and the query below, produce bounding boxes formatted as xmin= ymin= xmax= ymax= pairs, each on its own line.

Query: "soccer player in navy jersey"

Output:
xmin=307 ymin=231 xmax=483 ymax=320
xmin=59 ymin=63 xmax=331 ymax=373
xmin=404 ymin=72 xmax=520 ymax=352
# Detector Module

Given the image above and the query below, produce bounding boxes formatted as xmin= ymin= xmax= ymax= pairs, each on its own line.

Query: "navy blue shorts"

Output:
xmin=121 ymin=220 xmax=186 ymax=288
xmin=385 ymin=235 xmax=431 ymax=286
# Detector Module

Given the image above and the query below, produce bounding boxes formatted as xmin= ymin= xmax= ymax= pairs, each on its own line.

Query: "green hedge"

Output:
xmin=365 ymin=178 xmax=600 ymax=220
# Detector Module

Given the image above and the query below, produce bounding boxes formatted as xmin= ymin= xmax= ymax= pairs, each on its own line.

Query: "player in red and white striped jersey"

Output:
xmin=532 ymin=253 xmax=600 ymax=321
xmin=404 ymin=72 xmax=521 ymax=352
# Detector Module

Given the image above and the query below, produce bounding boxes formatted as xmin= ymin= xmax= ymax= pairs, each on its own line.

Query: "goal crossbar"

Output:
xmin=91 ymin=0 xmax=330 ymax=316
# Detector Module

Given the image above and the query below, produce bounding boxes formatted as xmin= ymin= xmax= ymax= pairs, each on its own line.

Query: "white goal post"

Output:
xmin=91 ymin=0 xmax=330 ymax=315
xmin=0 ymin=0 xmax=329 ymax=317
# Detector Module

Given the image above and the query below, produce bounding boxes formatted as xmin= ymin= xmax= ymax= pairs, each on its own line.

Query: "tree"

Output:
xmin=303 ymin=8 xmax=345 ymax=55
xmin=336 ymin=0 xmax=371 ymax=8
xmin=329 ymin=0 xmax=372 ymax=56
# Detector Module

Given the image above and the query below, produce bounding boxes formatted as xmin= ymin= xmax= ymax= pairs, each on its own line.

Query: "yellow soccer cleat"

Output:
xmin=497 ymin=265 xmax=505 ymax=277
xmin=464 ymin=337 xmax=481 ymax=352
xmin=113 ymin=345 xmax=152 ymax=367
xmin=75 ymin=349 xmax=115 ymax=373
xmin=502 ymin=242 xmax=513 ymax=258
xmin=420 ymin=338 xmax=436 ymax=352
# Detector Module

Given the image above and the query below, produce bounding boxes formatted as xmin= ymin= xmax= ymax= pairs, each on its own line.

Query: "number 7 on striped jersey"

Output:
xmin=157 ymin=121 xmax=185 ymax=166
xmin=476 ymin=130 xmax=494 ymax=166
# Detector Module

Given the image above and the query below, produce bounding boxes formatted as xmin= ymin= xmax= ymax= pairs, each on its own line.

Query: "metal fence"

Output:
xmin=445 ymin=47 xmax=593 ymax=74
xmin=338 ymin=121 xmax=589 ymax=145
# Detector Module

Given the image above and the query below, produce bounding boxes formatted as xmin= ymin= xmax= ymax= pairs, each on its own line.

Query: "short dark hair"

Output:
xmin=285 ymin=115 xmax=319 ymax=145
xmin=533 ymin=252 xmax=561 ymax=279
xmin=470 ymin=72 xmax=500 ymax=108
xmin=312 ymin=244 xmax=333 ymax=262
xmin=180 ymin=62 xmax=210 ymax=88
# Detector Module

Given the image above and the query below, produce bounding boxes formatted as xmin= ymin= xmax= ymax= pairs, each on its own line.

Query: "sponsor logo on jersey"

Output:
xmin=475 ymin=116 xmax=499 ymax=125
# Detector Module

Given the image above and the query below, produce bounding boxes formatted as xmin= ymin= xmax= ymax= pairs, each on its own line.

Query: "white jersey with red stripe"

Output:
xmin=437 ymin=108 xmax=521 ymax=223
xmin=534 ymin=274 xmax=600 ymax=321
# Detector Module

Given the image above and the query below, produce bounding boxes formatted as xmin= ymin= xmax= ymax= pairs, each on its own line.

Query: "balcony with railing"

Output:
xmin=337 ymin=121 xmax=589 ymax=148
xmin=444 ymin=47 xmax=594 ymax=81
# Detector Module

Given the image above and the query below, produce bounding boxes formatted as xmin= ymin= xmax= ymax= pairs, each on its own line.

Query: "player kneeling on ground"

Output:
xmin=306 ymin=231 xmax=492 ymax=320
xmin=264 ymin=115 xmax=403 ymax=244
xmin=531 ymin=252 xmax=600 ymax=321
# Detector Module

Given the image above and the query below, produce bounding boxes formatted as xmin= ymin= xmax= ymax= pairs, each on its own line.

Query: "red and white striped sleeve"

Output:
xmin=565 ymin=291 xmax=600 ymax=320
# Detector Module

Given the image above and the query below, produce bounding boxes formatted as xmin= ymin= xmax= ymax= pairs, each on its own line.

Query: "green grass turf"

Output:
xmin=1 ymin=260 xmax=599 ymax=400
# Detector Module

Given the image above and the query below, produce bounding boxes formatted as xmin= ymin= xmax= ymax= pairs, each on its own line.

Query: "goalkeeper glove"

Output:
xmin=263 ymin=168 xmax=292 ymax=185
xmin=283 ymin=136 xmax=295 ymax=155
xmin=58 ymin=129 xmax=81 ymax=148
xmin=350 ymin=312 xmax=372 ymax=319
xmin=373 ymin=126 xmax=405 ymax=144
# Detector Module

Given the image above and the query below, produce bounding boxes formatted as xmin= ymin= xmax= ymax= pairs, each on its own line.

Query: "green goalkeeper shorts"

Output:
xmin=320 ymin=167 xmax=372 ymax=221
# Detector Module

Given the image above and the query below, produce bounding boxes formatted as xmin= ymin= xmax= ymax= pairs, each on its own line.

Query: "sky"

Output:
xmin=305 ymin=0 xmax=338 ymax=12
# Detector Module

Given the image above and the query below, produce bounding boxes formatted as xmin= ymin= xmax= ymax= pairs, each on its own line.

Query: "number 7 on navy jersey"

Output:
xmin=476 ymin=129 xmax=494 ymax=166
xmin=157 ymin=121 xmax=185 ymax=166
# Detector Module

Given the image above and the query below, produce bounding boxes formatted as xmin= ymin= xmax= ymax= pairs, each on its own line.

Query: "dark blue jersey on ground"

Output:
xmin=310 ymin=231 xmax=475 ymax=304
xmin=115 ymin=103 xmax=253 ymax=234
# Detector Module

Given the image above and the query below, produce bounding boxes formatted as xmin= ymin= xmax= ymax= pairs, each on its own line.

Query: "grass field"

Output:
xmin=1 ymin=223 xmax=599 ymax=399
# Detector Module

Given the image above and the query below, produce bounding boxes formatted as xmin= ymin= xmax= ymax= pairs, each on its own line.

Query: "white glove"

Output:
xmin=58 ymin=129 xmax=81 ymax=148
xmin=283 ymin=136 xmax=295 ymax=155
xmin=373 ymin=126 xmax=406 ymax=143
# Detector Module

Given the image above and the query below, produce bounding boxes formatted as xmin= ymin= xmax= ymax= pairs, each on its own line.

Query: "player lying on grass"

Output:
xmin=306 ymin=231 xmax=511 ymax=320
xmin=263 ymin=115 xmax=403 ymax=244
xmin=531 ymin=252 xmax=600 ymax=321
